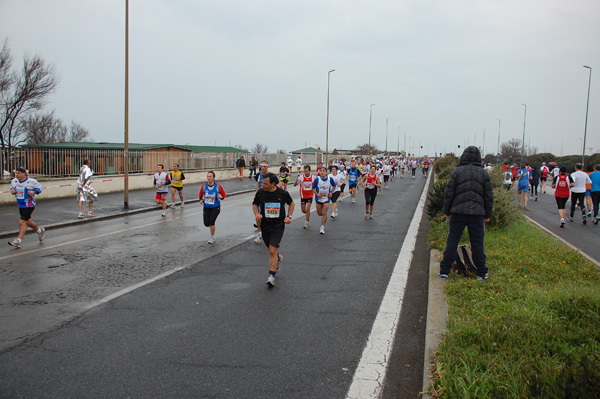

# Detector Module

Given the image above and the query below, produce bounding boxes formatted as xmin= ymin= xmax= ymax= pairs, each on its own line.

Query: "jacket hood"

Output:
xmin=459 ymin=146 xmax=482 ymax=166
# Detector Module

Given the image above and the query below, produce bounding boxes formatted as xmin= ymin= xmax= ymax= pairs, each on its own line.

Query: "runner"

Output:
xmin=8 ymin=167 xmax=45 ymax=248
xmin=590 ymin=164 xmax=600 ymax=224
xmin=295 ymin=156 xmax=303 ymax=174
xmin=153 ymin=164 xmax=171 ymax=217
xmin=337 ymin=164 xmax=348 ymax=202
xmin=551 ymin=164 xmax=560 ymax=180
xmin=169 ymin=163 xmax=185 ymax=208
xmin=423 ymin=158 xmax=430 ymax=177
xmin=252 ymin=172 xmax=295 ymax=287
xmin=198 ymin=171 xmax=226 ymax=244
xmin=294 ymin=164 xmax=316 ymax=229
xmin=286 ymin=156 xmax=293 ymax=171
xmin=516 ymin=164 xmax=531 ymax=208
xmin=400 ymin=158 xmax=406 ymax=178
xmin=382 ymin=161 xmax=391 ymax=189
xmin=502 ymin=169 xmax=512 ymax=191
xmin=540 ymin=162 xmax=550 ymax=193
xmin=313 ymin=166 xmax=336 ymax=234
xmin=361 ymin=165 xmax=381 ymax=219
xmin=589 ymin=164 xmax=600 ymax=224
xmin=585 ymin=164 xmax=594 ymax=217
xmin=347 ymin=160 xmax=361 ymax=203
xmin=529 ymin=166 xmax=540 ymax=201
xmin=76 ymin=160 xmax=98 ymax=218
xmin=254 ymin=161 xmax=270 ymax=243
xmin=278 ymin=162 xmax=290 ymax=190
xmin=568 ymin=163 xmax=591 ymax=224
xmin=411 ymin=159 xmax=417 ymax=178
xmin=552 ymin=166 xmax=573 ymax=228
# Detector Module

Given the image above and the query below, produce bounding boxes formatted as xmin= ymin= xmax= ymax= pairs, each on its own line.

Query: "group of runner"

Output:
xmin=501 ymin=161 xmax=600 ymax=228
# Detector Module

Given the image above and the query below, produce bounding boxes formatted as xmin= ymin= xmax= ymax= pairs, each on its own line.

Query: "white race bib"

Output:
xmin=265 ymin=202 xmax=281 ymax=218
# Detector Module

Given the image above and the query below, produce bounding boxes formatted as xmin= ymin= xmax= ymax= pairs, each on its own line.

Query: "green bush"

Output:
xmin=487 ymin=187 xmax=520 ymax=230
xmin=427 ymin=177 xmax=450 ymax=218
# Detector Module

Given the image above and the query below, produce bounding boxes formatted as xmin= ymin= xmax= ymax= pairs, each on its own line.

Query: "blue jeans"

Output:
xmin=439 ymin=214 xmax=488 ymax=277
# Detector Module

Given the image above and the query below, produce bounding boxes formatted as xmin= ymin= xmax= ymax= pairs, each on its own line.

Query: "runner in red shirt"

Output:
xmin=552 ymin=165 xmax=574 ymax=228
xmin=294 ymin=165 xmax=316 ymax=229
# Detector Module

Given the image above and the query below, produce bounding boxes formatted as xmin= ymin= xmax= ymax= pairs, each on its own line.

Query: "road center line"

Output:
xmin=346 ymin=174 xmax=430 ymax=399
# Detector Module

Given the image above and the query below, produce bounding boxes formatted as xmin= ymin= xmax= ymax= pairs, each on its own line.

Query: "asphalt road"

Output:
xmin=0 ymin=173 xmax=431 ymax=398
xmin=516 ymin=186 xmax=600 ymax=264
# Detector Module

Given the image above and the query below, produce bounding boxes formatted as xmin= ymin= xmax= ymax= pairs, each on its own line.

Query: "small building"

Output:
xmin=290 ymin=147 xmax=325 ymax=165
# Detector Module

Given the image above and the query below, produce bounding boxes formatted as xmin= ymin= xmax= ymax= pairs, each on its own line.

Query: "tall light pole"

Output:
xmin=397 ymin=126 xmax=400 ymax=156
xmin=482 ymin=128 xmax=485 ymax=155
xmin=582 ymin=65 xmax=592 ymax=167
xmin=368 ymin=104 xmax=375 ymax=157
xmin=385 ymin=117 xmax=389 ymax=155
xmin=497 ymin=119 xmax=501 ymax=157
xmin=521 ymin=103 xmax=527 ymax=165
xmin=325 ymin=69 xmax=335 ymax=164
xmin=124 ymin=0 xmax=130 ymax=208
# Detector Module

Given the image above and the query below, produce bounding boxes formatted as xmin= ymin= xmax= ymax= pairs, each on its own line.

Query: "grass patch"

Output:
xmin=429 ymin=218 xmax=600 ymax=398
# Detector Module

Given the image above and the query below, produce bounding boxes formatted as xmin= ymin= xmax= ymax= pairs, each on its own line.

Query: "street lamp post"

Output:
xmin=521 ymin=103 xmax=527 ymax=165
xmin=325 ymin=69 xmax=335 ymax=165
xmin=124 ymin=0 xmax=129 ymax=208
xmin=582 ymin=66 xmax=592 ymax=167
xmin=385 ymin=117 xmax=389 ymax=155
xmin=482 ymin=128 xmax=485 ymax=155
xmin=368 ymin=104 xmax=375 ymax=157
xmin=497 ymin=119 xmax=501 ymax=157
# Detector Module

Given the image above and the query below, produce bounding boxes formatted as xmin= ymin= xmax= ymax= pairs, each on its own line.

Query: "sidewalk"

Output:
xmin=0 ymin=176 xmax=261 ymax=238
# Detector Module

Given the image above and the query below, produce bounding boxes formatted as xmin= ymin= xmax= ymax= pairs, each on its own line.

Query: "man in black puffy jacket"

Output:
xmin=439 ymin=146 xmax=494 ymax=280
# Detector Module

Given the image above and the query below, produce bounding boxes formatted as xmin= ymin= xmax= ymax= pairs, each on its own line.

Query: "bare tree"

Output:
xmin=69 ymin=121 xmax=89 ymax=142
xmin=252 ymin=143 xmax=269 ymax=154
xmin=500 ymin=138 xmax=522 ymax=160
xmin=233 ymin=143 xmax=248 ymax=152
xmin=354 ymin=143 xmax=379 ymax=155
xmin=0 ymin=39 xmax=59 ymax=175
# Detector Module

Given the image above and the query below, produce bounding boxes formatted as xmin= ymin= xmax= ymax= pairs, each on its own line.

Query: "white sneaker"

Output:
xmin=161 ymin=211 xmax=166 ymax=217
xmin=168 ymin=203 xmax=175 ymax=209
xmin=208 ymin=237 xmax=215 ymax=244
xmin=254 ymin=234 xmax=262 ymax=243
xmin=369 ymin=214 xmax=374 ymax=219
xmin=352 ymin=198 xmax=355 ymax=203
xmin=181 ymin=201 xmax=185 ymax=208
xmin=37 ymin=227 xmax=45 ymax=242
xmin=364 ymin=214 xmax=369 ymax=219
xmin=331 ymin=212 xmax=336 ymax=218
xmin=319 ymin=226 xmax=325 ymax=234
xmin=266 ymin=275 xmax=275 ymax=287
xmin=78 ymin=213 xmax=84 ymax=219
xmin=303 ymin=221 xmax=309 ymax=229
xmin=339 ymin=198 xmax=343 ymax=202
xmin=277 ymin=254 xmax=283 ymax=271
xmin=8 ymin=239 xmax=22 ymax=248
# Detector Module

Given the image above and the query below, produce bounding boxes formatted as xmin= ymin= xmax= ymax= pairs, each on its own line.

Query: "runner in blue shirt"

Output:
xmin=517 ymin=165 xmax=531 ymax=208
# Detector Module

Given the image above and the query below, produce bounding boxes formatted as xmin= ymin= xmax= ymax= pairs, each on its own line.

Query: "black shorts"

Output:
xmin=383 ymin=175 xmax=390 ymax=183
xmin=301 ymin=198 xmax=313 ymax=204
xmin=262 ymin=225 xmax=285 ymax=248
xmin=349 ymin=183 xmax=358 ymax=189
xmin=203 ymin=206 xmax=221 ymax=227
xmin=364 ymin=188 xmax=377 ymax=206
xmin=540 ymin=177 xmax=547 ymax=181
xmin=555 ymin=197 xmax=568 ymax=209
xmin=331 ymin=191 xmax=341 ymax=203
xmin=340 ymin=183 xmax=346 ymax=192
xmin=171 ymin=186 xmax=183 ymax=192
xmin=19 ymin=207 xmax=35 ymax=221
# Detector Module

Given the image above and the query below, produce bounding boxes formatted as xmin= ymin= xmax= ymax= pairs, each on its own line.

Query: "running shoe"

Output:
xmin=169 ymin=203 xmax=175 ymax=209
xmin=266 ymin=275 xmax=275 ymax=287
xmin=560 ymin=219 xmax=565 ymax=228
xmin=319 ymin=226 xmax=325 ymax=234
xmin=78 ymin=213 xmax=84 ymax=219
xmin=37 ymin=227 xmax=45 ymax=242
xmin=339 ymin=198 xmax=343 ymax=202
xmin=439 ymin=274 xmax=448 ymax=279
xmin=208 ymin=237 xmax=215 ymax=244
xmin=567 ymin=216 xmax=573 ymax=222
xmin=87 ymin=212 xmax=96 ymax=216
xmin=588 ymin=210 xmax=592 ymax=217
xmin=583 ymin=215 xmax=587 ymax=225
xmin=254 ymin=234 xmax=262 ymax=243
xmin=303 ymin=221 xmax=309 ymax=229
xmin=8 ymin=239 xmax=21 ymax=248
xmin=181 ymin=201 xmax=185 ymax=208
xmin=535 ymin=196 xmax=538 ymax=201
xmin=277 ymin=254 xmax=283 ymax=271
xmin=352 ymin=198 xmax=355 ymax=203
xmin=331 ymin=212 xmax=336 ymax=218
xmin=161 ymin=211 xmax=166 ymax=217
xmin=594 ymin=217 xmax=599 ymax=225
xmin=364 ymin=214 xmax=369 ymax=220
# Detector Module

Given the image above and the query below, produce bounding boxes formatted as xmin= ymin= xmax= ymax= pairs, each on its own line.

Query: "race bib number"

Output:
xmin=350 ymin=175 xmax=356 ymax=182
xmin=265 ymin=202 xmax=281 ymax=218
xmin=205 ymin=194 xmax=216 ymax=205
xmin=16 ymin=188 xmax=24 ymax=200
xmin=157 ymin=185 xmax=163 ymax=190
xmin=303 ymin=182 xmax=312 ymax=190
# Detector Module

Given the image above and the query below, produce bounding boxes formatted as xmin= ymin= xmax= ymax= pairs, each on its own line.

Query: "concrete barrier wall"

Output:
xmin=0 ymin=166 xmax=294 ymax=204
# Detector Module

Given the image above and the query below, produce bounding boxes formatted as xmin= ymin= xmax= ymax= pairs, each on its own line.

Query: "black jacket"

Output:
xmin=443 ymin=146 xmax=494 ymax=218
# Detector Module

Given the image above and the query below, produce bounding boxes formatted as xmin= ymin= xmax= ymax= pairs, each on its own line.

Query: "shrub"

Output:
xmin=427 ymin=177 xmax=450 ymax=218
xmin=487 ymin=187 xmax=520 ymax=230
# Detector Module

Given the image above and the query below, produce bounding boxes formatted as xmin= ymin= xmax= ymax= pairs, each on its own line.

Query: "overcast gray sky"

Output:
xmin=2 ymin=0 xmax=599 ymax=156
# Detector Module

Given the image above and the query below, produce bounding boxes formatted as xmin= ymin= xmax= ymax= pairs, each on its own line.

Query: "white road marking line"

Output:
xmin=346 ymin=174 xmax=430 ymax=399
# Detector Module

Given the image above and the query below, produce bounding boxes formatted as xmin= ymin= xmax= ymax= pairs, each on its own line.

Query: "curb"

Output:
xmin=420 ymin=249 xmax=447 ymax=398
xmin=0 ymin=189 xmax=255 ymax=240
